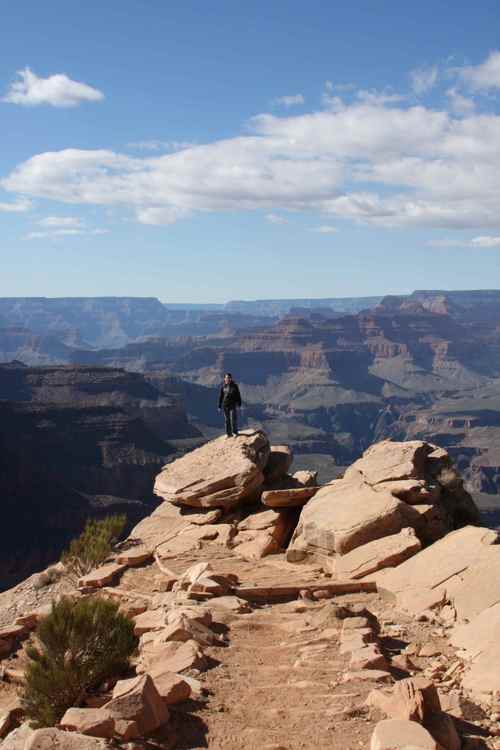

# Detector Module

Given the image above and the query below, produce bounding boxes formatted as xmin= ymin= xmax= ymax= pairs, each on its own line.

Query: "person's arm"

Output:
xmin=235 ymin=384 xmax=242 ymax=407
xmin=218 ymin=386 xmax=223 ymax=409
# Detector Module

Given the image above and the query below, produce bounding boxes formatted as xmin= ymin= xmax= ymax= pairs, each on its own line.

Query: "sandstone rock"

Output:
xmin=236 ymin=508 xmax=297 ymax=561
xmin=292 ymin=470 xmax=318 ymax=487
xmin=2 ymin=723 xmax=34 ymax=750
xmin=374 ymin=479 xmax=441 ymax=504
xmin=451 ymin=600 xmax=500 ymax=657
xmin=207 ymin=595 xmax=251 ymax=613
xmin=25 ymin=728 xmax=111 ymax=749
xmin=377 ymin=526 xmax=498 ymax=604
xmin=0 ymin=624 xmax=26 ymax=639
xmin=78 ymin=562 xmax=127 ymax=589
xmin=287 ymin=478 xmax=409 ymax=560
xmin=342 ymin=616 xmax=371 ymax=630
xmin=396 ymin=587 xmax=447 ymax=616
xmin=370 ymin=719 xmax=438 ymax=750
xmin=345 ymin=441 xmax=434 ymax=485
xmin=112 ymin=719 xmax=139 ymax=740
xmin=133 ymin=609 xmax=167 ymax=636
xmin=367 ymin=677 xmax=440 ymax=722
xmin=448 ymin=545 xmax=500 ymax=621
xmin=184 ymin=509 xmax=223 ymax=525
xmin=154 ymin=430 xmax=269 ymax=510
xmin=59 ymin=708 xmax=115 ymax=738
xmin=235 ymin=533 xmax=280 ymax=561
xmin=261 ymin=486 xmax=319 ymax=508
xmin=336 ymin=527 xmax=421 ymax=579
xmin=264 ymin=445 xmax=293 ymax=481
xmin=104 ymin=674 xmax=169 ymax=735
xmin=339 ymin=630 xmax=375 ymax=654
xmin=139 ymin=638 xmax=206 ymax=674
xmin=350 ymin=644 xmax=389 ymax=671
xmin=212 ymin=523 xmax=236 ymax=547
xmin=116 ymin=545 xmax=152 ymax=567
xmin=148 ymin=669 xmax=191 ymax=704
xmin=461 ymin=640 xmax=500 ymax=698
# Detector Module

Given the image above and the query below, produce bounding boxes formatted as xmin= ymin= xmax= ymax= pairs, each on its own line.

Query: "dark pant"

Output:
xmin=223 ymin=406 xmax=238 ymax=436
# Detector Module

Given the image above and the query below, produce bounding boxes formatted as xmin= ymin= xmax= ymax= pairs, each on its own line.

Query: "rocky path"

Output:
xmin=172 ymin=593 xmax=378 ymax=750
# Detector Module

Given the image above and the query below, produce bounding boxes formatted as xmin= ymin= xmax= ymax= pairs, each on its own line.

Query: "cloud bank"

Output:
xmin=3 ymin=52 xmax=500 ymax=234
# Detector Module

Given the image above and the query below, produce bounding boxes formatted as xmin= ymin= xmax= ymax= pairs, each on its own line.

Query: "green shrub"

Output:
xmin=61 ymin=514 xmax=126 ymax=579
xmin=22 ymin=596 xmax=137 ymax=728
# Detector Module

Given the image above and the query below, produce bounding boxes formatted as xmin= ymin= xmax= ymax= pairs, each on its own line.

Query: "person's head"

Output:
xmin=224 ymin=372 xmax=233 ymax=384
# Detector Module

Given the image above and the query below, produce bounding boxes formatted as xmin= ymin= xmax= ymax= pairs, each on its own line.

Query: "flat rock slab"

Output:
xmin=261 ymin=486 xmax=319 ymax=508
xmin=116 ymin=546 xmax=152 ymax=567
xmin=336 ymin=527 xmax=421 ymax=580
xmin=376 ymin=525 xmax=498 ymax=601
xmin=451 ymin=600 xmax=500 ymax=657
xmin=234 ymin=580 xmax=376 ymax=603
xmin=370 ymin=719 xmax=437 ymax=750
xmin=447 ymin=545 xmax=500 ymax=621
xmin=78 ymin=562 xmax=127 ymax=589
xmin=154 ymin=430 xmax=270 ymax=510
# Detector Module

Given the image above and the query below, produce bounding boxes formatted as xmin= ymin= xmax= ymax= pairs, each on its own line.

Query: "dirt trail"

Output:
xmin=128 ymin=550 xmax=393 ymax=750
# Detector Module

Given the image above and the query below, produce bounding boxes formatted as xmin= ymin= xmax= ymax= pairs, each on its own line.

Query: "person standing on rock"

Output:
xmin=218 ymin=372 xmax=242 ymax=437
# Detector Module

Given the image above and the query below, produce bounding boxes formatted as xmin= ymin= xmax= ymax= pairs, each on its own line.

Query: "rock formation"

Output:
xmin=287 ymin=439 xmax=479 ymax=572
xmin=1 ymin=430 xmax=500 ymax=750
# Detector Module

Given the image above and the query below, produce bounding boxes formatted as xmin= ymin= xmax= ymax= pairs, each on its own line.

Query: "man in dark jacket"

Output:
xmin=218 ymin=372 xmax=242 ymax=437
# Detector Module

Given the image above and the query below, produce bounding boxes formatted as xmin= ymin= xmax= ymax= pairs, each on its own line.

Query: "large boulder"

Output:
xmin=287 ymin=440 xmax=480 ymax=572
xmin=287 ymin=478 xmax=409 ymax=561
xmin=154 ymin=430 xmax=270 ymax=510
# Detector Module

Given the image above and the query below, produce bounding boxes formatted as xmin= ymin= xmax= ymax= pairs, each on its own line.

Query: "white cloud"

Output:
xmin=471 ymin=235 xmax=500 ymax=248
xmin=0 ymin=196 xmax=32 ymax=212
xmin=274 ymin=94 xmax=304 ymax=107
xmin=4 ymin=70 xmax=500 ymax=232
xmin=457 ymin=51 xmax=500 ymax=91
xmin=3 ymin=67 xmax=104 ymax=107
xmin=266 ymin=213 xmax=289 ymax=225
xmin=357 ymin=90 xmax=406 ymax=105
xmin=38 ymin=215 xmax=83 ymax=229
xmin=24 ymin=216 xmax=108 ymax=240
xmin=311 ymin=225 xmax=338 ymax=234
xmin=410 ymin=65 xmax=438 ymax=95
xmin=127 ymin=140 xmax=195 ymax=152
xmin=446 ymin=87 xmax=475 ymax=115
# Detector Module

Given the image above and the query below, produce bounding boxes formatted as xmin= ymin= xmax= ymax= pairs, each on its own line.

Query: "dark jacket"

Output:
xmin=218 ymin=381 xmax=242 ymax=409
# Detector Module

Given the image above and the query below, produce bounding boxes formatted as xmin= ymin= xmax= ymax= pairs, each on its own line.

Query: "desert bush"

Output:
xmin=61 ymin=514 xmax=126 ymax=579
xmin=22 ymin=595 xmax=137 ymax=727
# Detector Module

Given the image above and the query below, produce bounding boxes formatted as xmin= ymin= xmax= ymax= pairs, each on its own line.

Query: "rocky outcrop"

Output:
xmin=154 ymin=430 xmax=270 ymax=510
xmin=287 ymin=440 xmax=479 ymax=576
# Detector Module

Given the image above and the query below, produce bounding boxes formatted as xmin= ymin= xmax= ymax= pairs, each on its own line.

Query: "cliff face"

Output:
xmin=0 ymin=363 xmax=200 ymax=590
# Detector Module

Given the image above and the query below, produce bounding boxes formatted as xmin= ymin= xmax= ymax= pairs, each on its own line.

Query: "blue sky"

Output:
xmin=2 ymin=0 xmax=500 ymax=302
